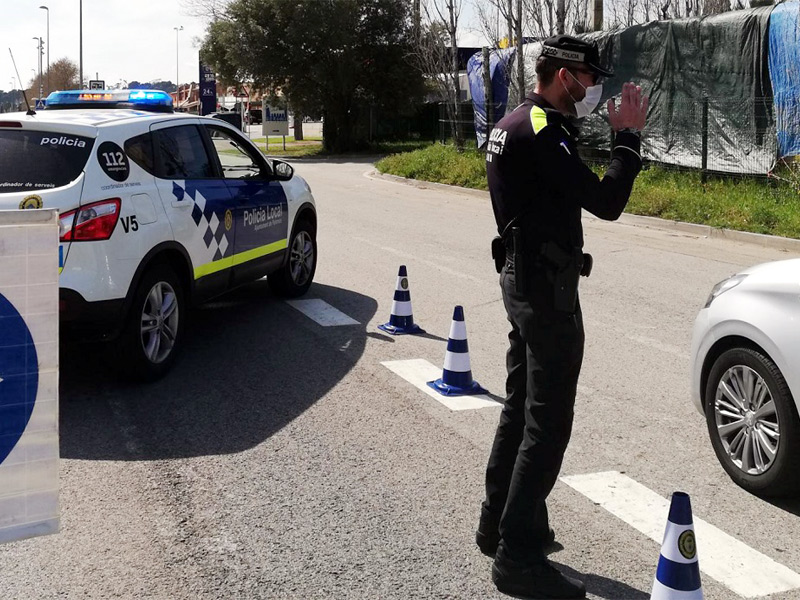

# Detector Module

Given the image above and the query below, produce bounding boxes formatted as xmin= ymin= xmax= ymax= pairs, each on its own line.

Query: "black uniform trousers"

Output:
xmin=482 ymin=262 xmax=585 ymax=564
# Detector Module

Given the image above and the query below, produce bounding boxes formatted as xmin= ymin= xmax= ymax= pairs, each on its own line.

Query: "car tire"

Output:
xmin=269 ymin=219 xmax=317 ymax=298
xmin=117 ymin=264 xmax=185 ymax=381
xmin=705 ymin=347 xmax=800 ymax=497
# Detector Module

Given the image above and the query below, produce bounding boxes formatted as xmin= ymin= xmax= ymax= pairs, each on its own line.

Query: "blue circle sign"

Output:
xmin=0 ymin=293 xmax=39 ymax=465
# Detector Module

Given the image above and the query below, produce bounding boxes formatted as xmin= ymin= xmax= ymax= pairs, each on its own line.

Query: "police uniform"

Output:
xmin=478 ymin=35 xmax=644 ymax=599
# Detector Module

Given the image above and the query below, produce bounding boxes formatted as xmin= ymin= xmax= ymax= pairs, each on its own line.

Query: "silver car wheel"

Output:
xmin=139 ymin=281 xmax=179 ymax=364
xmin=714 ymin=365 xmax=780 ymax=475
xmin=289 ymin=231 xmax=314 ymax=287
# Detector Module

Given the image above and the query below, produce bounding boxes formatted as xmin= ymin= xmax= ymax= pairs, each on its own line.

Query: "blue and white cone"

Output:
xmin=378 ymin=265 xmax=425 ymax=335
xmin=651 ymin=492 xmax=703 ymax=600
xmin=427 ymin=306 xmax=488 ymax=396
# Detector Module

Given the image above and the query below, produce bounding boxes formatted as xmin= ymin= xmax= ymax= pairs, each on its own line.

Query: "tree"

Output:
xmin=474 ymin=0 xmax=590 ymax=46
xmin=412 ymin=0 xmax=465 ymax=148
xmin=200 ymin=0 xmax=424 ymax=153
xmin=26 ymin=57 xmax=80 ymax=97
xmin=606 ymin=0 xmax=738 ymax=25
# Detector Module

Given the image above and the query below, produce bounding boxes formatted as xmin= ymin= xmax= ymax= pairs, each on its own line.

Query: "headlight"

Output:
xmin=704 ymin=274 xmax=747 ymax=308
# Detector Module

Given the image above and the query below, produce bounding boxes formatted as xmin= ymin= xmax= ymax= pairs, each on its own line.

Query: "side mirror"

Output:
xmin=271 ymin=159 xmax=294 ymax=181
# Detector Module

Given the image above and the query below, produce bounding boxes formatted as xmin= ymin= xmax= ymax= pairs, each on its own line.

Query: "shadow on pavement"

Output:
xmin=554 ymin=561 xmax=649 ymax=599
xmin=59 ymin=281 xmax=376 ymax=461
xmin=763 ymin=495 xmax=800 ymax=517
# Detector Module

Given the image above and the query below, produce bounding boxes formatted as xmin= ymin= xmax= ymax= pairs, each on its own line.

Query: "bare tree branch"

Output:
xmin=412 ymin=0 xmax=466 ymax=148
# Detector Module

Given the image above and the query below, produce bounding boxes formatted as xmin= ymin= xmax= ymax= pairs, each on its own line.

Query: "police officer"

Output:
xmin=477 ymin=35 xmax=649 ymax=599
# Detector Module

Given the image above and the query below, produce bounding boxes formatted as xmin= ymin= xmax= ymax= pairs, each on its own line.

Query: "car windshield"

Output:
xmin=0 ymin=129 xmax=94 ymax=194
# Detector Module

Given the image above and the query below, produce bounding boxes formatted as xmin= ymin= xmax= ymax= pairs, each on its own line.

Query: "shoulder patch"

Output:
xmin=530 ymin=105 xmax=548 ymax=135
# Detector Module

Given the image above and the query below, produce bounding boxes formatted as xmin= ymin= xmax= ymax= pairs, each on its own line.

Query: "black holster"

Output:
xmin=491 ymin=236 xmax=505 ymax=274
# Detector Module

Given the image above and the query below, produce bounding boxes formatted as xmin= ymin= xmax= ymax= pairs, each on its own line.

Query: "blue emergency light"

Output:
xmin=44 ymin=89 xmax=174 ymax=112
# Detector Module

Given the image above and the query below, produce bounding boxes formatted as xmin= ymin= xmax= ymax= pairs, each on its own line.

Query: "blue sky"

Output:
xmin=2 ymin=0 xmax=207 ymax=92
xmin=2 ymin=0 xmax=487 ymax=93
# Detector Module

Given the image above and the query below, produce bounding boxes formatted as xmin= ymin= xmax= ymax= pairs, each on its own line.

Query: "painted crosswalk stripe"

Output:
xmin=285 ymin=299 xmax=359 ymax=326
xmin=560 ymin=471 xmax=800 ymax=598
xmin=382 ymin=359 xmax=499 ymax=411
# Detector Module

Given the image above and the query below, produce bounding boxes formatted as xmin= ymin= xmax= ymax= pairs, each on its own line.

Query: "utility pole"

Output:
xmin=79 ymin=0 xmax=83 ymax=88
xmin=557 ymin=0 xmax=566 ymax=33
xmin=506 ymin=0 xmax=513 ymax=47
xmin=40 ymin=6 xmax=49 ymax=91
xmin=482 ymin=46 xmax=493 ymax=135
xmin=174 ymin=26 xmax=183 ymax=105
xmin=515 ymin=0 xmax=524 ymax=104
xmin=33 ymin=37 xmax=43 ymax=101
xmin=592 ymin=0 xmax=603 ymax=30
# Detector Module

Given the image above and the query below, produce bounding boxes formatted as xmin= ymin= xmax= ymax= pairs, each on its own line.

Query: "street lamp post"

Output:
xmin=174 ymin=26 xmax=183 ymax=105
xmin=79 ymin=0 xmax=83 ymax=88
xmin=39 ymin=6 xmax=49 ymax=92
xmin=33 ymin=37 xmax=43 ymax=101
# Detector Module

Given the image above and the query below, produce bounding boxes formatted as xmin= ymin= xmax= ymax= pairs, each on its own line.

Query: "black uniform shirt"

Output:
xmin=486 ymin=93 xmax=643 ymax=251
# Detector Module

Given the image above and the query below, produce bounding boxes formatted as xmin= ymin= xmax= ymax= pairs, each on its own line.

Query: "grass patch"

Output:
xmin=251 ymin=136 xmax=323 ymax=144
xmin=252 ymin=138 xmax=432 ymax=159
xmin=376 ymin=143 xmax=800 ymax=239
xmin=253 ymin=139 xmax=325 ymax=158
xmin=376 ymin=143 xmax=488 ymax=189
xmin=625 ymin=168 xmax=800 ymax=238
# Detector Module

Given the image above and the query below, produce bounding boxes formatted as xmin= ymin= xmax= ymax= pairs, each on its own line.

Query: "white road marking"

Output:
xmin=560 ymin=471 xmax=800 ymax=598
xmin=285 ymin=299 xmax=359 ymax=326
xmin=381 ymin=359 xmax=500 ymax=412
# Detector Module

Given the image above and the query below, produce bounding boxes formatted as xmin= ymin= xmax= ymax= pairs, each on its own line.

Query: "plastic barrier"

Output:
xmin=0 ymin=209 xmax=60 ymax=543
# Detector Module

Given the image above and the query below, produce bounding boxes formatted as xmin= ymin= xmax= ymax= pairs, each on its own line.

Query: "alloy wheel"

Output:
xmin=289 ymin=231 xmax=314 ymax=287
xmin=714 ymin=365 xmax=780 ymax=475
xmin=139 ymin=281 xmax=179 ymax=364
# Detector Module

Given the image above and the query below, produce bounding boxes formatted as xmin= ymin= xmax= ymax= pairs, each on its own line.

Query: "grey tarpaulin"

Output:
xmin=472 ymin=6 xmax=782 ymax=174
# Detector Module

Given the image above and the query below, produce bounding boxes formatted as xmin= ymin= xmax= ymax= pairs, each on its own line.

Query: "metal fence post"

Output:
xmin=701 ymin=96 xmax=709 ymax=184
xmin=482 ymin=47 xmax=493 ymax=137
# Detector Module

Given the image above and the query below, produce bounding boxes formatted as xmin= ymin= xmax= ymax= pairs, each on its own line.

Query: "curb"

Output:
xmin=366 ymin=168 xmax=800 ymax=254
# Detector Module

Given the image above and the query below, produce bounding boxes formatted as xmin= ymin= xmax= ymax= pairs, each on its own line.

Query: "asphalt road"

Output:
xmin=2 ymin=158 xmax=799 ymax=599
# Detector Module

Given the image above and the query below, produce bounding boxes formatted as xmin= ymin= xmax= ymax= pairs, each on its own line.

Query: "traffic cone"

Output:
xmin=651 ymin=492 xmax=703 ymax=599
xmin=427 ymin=306 xmax=488 ymax=396
xmin=378 ymin=265 xmax=425 ymax=335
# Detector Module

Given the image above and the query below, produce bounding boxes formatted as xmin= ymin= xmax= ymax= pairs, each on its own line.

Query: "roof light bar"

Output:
xmin=44 ymin=89 xmax=174 ymax=112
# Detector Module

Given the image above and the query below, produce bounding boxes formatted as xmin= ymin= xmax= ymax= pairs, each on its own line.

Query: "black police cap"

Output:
xmin=540 ymin=34 xmax=613 ymax=78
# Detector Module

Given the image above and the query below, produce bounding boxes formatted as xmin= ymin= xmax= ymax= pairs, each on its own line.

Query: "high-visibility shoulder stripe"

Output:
xmin=530 ymin=105 xmax=548 ymax=134
xmin=194 ymin=238 xmax=288 ymax=279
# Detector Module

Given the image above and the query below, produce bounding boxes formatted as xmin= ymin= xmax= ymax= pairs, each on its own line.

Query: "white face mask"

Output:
xmin=563 ymin=70 xmax=603 ymax=118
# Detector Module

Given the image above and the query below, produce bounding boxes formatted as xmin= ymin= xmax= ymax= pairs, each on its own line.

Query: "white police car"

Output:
xmin=0 ymin=90 xmax=317 ymax=379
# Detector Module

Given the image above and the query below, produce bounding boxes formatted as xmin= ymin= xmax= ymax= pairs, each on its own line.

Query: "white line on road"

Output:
xmin=560 ymin=471 xmax=800 ymax=598
xmin=381 ymin=359 xmax=500 ymax=412
xmin=285 ymin=299 xmax=360 ymax=326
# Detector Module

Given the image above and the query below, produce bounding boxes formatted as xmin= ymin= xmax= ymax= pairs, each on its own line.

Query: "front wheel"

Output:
xmin=269 ymin=219 xmax=317 ymax=298
xmin=117 ymin=265 xmax=185 ymax=381
xmin=705 ymin=347 xmax=800 ymax=497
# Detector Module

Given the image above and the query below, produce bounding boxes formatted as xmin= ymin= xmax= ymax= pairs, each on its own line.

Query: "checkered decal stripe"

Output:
xmin=172 ymin=181 xmax=231 ymax=261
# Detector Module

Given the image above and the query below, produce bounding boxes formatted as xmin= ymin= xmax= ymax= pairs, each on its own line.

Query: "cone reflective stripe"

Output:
xmin=378 ymin=265 xmax=424 ymax=335
xmin=651 ymin=492 xmax=703 ymax=600
xmin=428 ymin=306 xmax=488 ymax=396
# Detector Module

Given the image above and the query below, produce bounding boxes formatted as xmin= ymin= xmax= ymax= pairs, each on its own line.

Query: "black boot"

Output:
xmin=476 ymin=510 xmax=555 ymax=558
xmin=492 ymin=556 xmax=586 ymax=599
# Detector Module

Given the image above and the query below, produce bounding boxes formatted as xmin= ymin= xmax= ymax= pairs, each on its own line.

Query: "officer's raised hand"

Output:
xmin=607 ymin=82 xmax=648 ymax=132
